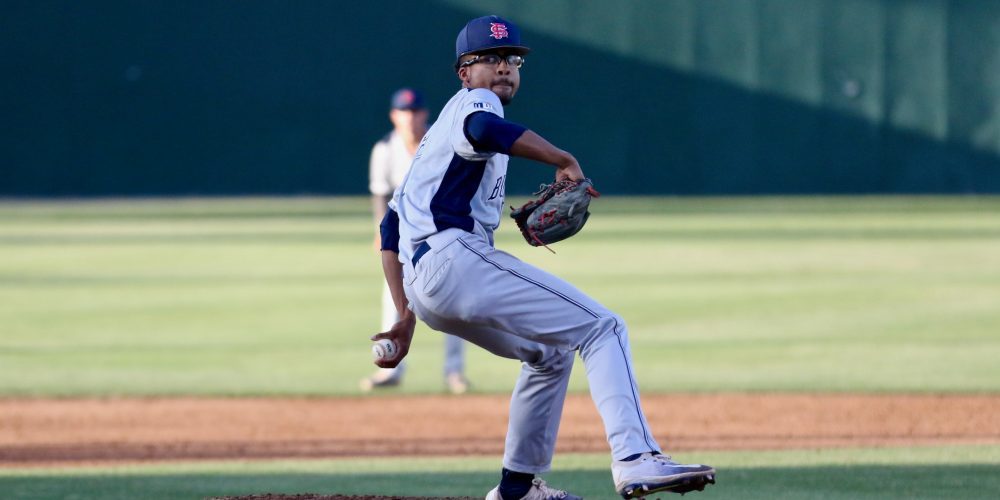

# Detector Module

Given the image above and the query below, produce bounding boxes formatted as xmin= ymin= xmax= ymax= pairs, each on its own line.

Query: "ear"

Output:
xmin=457 ymin=66 xmax=469 ymax=84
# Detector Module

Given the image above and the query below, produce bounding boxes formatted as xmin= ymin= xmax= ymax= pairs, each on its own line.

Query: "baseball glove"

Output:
xmin=510 ymin=178 xmax=600 ymax=250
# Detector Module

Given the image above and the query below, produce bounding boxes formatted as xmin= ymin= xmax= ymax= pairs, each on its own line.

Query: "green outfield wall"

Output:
xmin=2 ymin=0 xmax=998 ymax=195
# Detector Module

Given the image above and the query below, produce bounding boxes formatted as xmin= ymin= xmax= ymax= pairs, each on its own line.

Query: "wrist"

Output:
xmin=554 ymin=152 xmax=577 ymax=170
xmin=400 ymin=308 xmax=416 ymax=323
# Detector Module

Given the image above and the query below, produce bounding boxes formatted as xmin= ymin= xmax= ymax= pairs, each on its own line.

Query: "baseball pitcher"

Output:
xmin=373 ymin=16 xmax=716 ymax=499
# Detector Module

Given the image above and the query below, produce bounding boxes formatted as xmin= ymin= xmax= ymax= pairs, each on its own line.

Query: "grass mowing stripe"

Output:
xmin=1 ymin=446 xmax=997 ymax=499
xmin=1 ymin=196 xmax=998 ymax=396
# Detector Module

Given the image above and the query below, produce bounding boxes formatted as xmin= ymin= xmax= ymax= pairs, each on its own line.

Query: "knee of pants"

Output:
xmin=580 ymin=314 xmax=628 ymax=355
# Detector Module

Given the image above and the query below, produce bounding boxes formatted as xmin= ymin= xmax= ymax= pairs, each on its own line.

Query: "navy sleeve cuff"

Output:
xmin=464 ymin=111 xmax=528 ymax=154
xmin=379 ymin=208 xmax=400 ymax=253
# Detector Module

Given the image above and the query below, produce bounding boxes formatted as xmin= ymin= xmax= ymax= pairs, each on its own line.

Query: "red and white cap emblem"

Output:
xmin=489 ymin=23 xmax=509 ymax=40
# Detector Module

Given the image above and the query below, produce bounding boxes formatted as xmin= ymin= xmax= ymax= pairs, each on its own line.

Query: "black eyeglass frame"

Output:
xmin=459 ymin=53 xmax=525 ymax=69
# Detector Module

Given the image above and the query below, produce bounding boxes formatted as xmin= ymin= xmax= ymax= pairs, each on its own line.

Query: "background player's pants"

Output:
xmin=403 ymin=230 xmax=661 ymax=473
xmin=380 ymin=281 xmax=466 ymax=380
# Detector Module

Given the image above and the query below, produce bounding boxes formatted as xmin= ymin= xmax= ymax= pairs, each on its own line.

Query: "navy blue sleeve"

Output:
xmin=463 ymin=111 xmax=528 ymax=154
xmin=379 ymin=208 xmax=400 ymax=253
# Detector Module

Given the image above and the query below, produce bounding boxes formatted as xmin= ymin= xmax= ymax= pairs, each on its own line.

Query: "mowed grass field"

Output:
xmin=2 ymin=446 xmax=998 ymax=500
xmin=2 ymin=196 xmax=999 ymax=499
xmin=1 ymin=196 xmax=999 ymax=396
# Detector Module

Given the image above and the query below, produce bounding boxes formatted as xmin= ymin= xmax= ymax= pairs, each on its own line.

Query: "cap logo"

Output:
xmin=489 ymin=23 xmax=509 ymax=40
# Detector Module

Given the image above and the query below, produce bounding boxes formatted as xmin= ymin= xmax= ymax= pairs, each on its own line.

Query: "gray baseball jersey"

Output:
xmin=390 ymin=87 xmax=661 ymax=472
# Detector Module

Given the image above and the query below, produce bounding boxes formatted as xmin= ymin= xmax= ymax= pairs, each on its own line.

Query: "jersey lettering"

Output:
xmin=487 ymin=175 xmax=505 ymax=200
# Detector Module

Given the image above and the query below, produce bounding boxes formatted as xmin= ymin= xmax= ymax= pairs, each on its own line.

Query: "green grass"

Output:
xmin=1 ymin=446 xmax=998 ymax=499
xmin=1 ymin=196 xmax=999 ymax=395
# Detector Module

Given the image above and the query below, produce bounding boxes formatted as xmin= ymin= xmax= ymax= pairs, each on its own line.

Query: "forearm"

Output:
xmin=509 ymin=130 xmax=575 ymax=169
xmin=381 ymin=250 xmax=411 ymax=319
xmin=374 ymin=249 xmax=414 ymax=368
xmin=465 ymin=112 xmax=583 ymax=180
xmin=372 ymin=210 xmax=415 ymax=367
xmin=377 ymin=208 xmax=409 ymax=318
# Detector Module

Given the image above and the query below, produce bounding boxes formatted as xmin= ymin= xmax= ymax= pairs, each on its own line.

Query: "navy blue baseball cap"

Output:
xmin=390 ymin=88 xmax=425 ymax=111
xmin=455 ymin=15 xmax=531 ymax=63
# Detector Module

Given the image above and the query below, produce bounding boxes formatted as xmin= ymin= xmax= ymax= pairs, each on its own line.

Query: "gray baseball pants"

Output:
xmin=403 ymin=229 xmax=661 ymax=473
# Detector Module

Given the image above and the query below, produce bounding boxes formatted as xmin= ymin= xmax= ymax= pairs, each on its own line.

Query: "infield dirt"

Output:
xmin=2 ymin=393 xmax=998 ymax=467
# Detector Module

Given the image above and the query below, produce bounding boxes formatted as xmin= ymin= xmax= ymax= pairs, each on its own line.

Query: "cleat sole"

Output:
xmin=618 ymin=470 xmax=717 ymax=498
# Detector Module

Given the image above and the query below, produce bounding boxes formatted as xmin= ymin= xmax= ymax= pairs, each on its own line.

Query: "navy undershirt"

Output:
xmin=464 ymin=111 xmax=528 ymax=154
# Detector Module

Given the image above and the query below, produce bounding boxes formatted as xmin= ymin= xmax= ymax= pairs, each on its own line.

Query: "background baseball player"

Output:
xmin=372 ymin=15 xmax=715 ymax=499
xmin=361 ymin=88 xmax=471 ymax=395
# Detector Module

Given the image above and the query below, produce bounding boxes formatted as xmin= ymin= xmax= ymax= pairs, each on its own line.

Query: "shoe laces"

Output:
xmin=530 ymin=477 xmax=569 ymax=499
xmin=643 ymin=452 xmax=678 ymax=466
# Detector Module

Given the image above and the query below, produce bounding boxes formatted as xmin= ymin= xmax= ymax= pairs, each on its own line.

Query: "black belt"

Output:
xmin=411 ymin=241 xmax=431 ymax=266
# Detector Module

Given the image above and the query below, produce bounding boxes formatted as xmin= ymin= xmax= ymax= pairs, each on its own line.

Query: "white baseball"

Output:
xmin=372 ymin=338 xmax=397 ymax=360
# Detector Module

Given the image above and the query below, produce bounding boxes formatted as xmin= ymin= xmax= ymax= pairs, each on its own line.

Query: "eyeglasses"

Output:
xmin=460 ymin=53 xmax=525 ymax=69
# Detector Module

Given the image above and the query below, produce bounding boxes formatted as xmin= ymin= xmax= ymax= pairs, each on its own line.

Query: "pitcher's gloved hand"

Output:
xmin=510 ymin=178 xmax=600 ymax=250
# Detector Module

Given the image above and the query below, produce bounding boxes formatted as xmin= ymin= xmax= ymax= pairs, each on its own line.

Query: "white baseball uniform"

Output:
xmin=370 ymin=130 xmax=465 ymax=379
xmin=389 ymin=87 xmax=661 ymax=473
